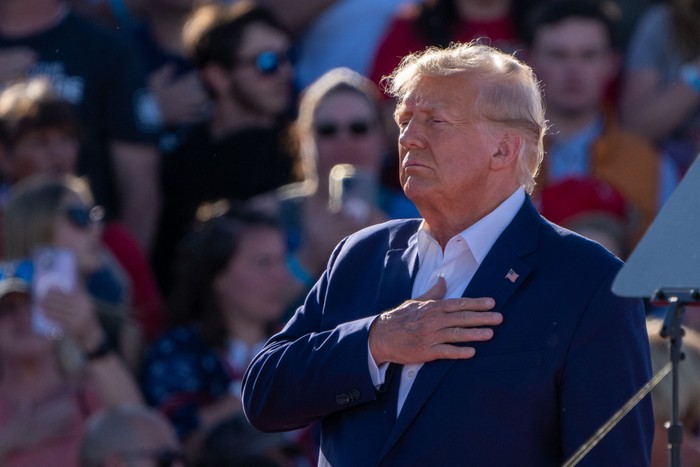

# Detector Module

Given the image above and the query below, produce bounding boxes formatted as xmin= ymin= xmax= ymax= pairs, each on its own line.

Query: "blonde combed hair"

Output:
xmin=383 ymin=41 xmax=548 ymax=194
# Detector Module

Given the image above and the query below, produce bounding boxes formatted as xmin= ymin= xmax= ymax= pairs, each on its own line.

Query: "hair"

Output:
xmin=671 ymin=0 xmax=700 ymax=61
xmin=647 ymin=318 xmax=700 ymax=429
xmin=3 ymin=174 xmax=93 ymax=260
xmin=383 ymin=41 xmax=547 ymax=194
xmin=521 ymin=0 xmax=619 ymax=49
xmin=80 ymin=404 xmax=177 ymax=467
xmin=168 ymin=200 xmax=282 ymax=348
xmin=412 ymin=0 xmax=538 ymax=48
xmin=292 ymin=67 xmax=385 ymax=183
xmin=182 ymin=0 xmax=289 ymax=70
xmin=0 ymin=77 xmax=81 ymax=149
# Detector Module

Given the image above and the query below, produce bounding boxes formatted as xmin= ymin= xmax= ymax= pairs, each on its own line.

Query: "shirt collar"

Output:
xmin=412 ymin=188 xmax=526 ymax=264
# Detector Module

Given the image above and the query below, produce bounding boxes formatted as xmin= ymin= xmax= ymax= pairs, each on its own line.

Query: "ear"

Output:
xmin=199 ymin=63 xmax=229 ymax=98
xmin=490 ymin=132 xmax=521 ymax=171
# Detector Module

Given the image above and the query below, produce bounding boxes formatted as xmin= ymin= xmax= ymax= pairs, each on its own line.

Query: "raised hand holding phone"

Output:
xmin=31 ymin=247 xmax=78 ymax=339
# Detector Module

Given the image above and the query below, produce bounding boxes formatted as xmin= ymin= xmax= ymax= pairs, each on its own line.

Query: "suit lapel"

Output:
xmin=380 ymin=198 xmax=542 ymax=458
xmin=373 ymin=239 xmax=419 ymax=313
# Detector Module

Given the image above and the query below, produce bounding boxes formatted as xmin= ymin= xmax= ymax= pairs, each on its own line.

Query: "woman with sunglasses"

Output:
xmin=0 ymin=174 xmax=144 ymax=467
xmin=2 ymin=174 xmax=144 ymax=366
xmin=252 ymin=67 xmax=419 ymax=313
xmin=0 ymin=77 xmax=165 ymax=353
xmin=142 ymin=201 xmax=305 ymax=464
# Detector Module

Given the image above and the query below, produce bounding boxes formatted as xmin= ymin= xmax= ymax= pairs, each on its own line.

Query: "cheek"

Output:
xmin=14 ymin=149 xmax=49 ymax=175
xmin=52 ymin=222 xmax=76 ymax=249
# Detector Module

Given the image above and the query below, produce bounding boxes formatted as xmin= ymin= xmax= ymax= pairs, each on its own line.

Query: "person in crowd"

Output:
xmin=647 ymin=318 xmax=700 ymax=467
xmin=153 ymin=0 xmax=299 ymax=294
xmin=293 ymin=0 xmax=416 ymax=90
xmin=538 ymin=177 xmax=630 ymax=258
xmin=128 ymin=0 xmax=210 ymax=154
xmin=368 ymin=0 xmax=538 ymax=87
xmin=80 ymin=404 xmax=185 ymax=467
xmin=3 ymin=174 xmax=145 ymax=370
xmin=196 ymin=412 xmax=302 ymax=467
xmin=242 ymin=41 xmax=653 ymax=465
xmin=620 ymin=0 xmax=700 ymax=175
xmin=142 ymin=202 xmax=298 ymax=462
xmin=0 ymin=245 xmax=142 ymax=466
xmin=0 ymin=78 xmax=165 ymax=346
xmin=0 ymin=0 xmax=162 ymax=253
xmin=251 ymin=67 xmax=418 ymax=313
xmin=70 ymin=0 xmax=335 ymax=39
xmin=522 ymin=0 xmax=676 ymax=253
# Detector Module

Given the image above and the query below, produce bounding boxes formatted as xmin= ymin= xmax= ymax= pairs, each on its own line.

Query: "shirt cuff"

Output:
xmin=368 ymin=340 xmax=389 ymax=389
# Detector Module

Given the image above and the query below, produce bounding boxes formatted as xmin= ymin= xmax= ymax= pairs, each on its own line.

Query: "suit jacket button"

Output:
xmin=336 ymin=393 xmax=351 ymax=405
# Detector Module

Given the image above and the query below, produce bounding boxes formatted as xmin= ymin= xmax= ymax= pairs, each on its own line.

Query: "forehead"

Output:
xmin=316 ymin=91 xmax=374 ymax=118
xmin=532 ymin=18 xmax=610 ymax=50
xmin=239 ymin=21 xmax=289 ymax=54
xmin=396 ymin=73 xmax=477 ymax=116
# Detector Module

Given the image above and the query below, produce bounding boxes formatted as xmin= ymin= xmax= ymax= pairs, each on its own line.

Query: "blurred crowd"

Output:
xmin=0 ymin=0 xmax=698 ymax=465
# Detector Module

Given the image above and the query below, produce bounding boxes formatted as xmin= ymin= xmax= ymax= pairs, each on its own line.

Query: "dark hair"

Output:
xmin=413 ymin=0 xmax=539 ymax=48
xmin=521 ymin=0 xmax=620 ymax=49
xmin=167 ymin=200 xmax=282 ymax=348
xmin=183 ymin=1 xmax=289 ymax=69
xmin=0 ymin=79 xmax=81 ymax=148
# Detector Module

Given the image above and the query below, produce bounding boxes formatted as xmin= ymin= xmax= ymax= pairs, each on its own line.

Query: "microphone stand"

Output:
xmin=563 ymin=288 xmax=700 ymax=467
xmin=653 ymin=288 xmax=700 ymax=467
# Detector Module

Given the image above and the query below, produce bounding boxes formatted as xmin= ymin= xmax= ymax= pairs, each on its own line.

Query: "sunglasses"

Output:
xmin=122 ymin=448 xmax=187 ymax=467
xmin=61 ymin=205 xmax=105 ymax=229
xmin=238 ymin=48 xmax=295 ymax=75
xmin=315 ymin=120 xmax=374 ymax=138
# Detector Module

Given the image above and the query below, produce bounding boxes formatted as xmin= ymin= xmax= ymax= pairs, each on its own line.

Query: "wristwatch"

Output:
xmin=85 ymin=336 xmax=113 ymax=361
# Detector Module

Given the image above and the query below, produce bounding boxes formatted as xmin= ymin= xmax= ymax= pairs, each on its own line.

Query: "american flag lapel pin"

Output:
xmin=505 ymin=268 xmax=519 ymax=283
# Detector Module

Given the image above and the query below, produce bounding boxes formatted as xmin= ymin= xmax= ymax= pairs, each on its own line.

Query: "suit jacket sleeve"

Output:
xmin=242 ymin=235 xmax=387 ymax=432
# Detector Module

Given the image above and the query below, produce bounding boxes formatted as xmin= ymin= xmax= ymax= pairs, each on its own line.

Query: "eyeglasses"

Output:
xmin=61 ymin=205 xmax=105 ymax=229
xmin=237 ymin=48 xmax=295 ymax=76
xmin=315 ymin=120 xmax=374 ymax=138
xmin=121 ymin=448 xmax=187 ymax=467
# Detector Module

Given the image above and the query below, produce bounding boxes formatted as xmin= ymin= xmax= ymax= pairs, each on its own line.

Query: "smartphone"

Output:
xmin=328 ymin=164 xmax=378 ymax=221
xmin=31 ymin=246 xmax=78 ymax=339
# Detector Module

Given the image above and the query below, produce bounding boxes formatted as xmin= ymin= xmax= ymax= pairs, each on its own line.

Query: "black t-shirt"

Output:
xmin=153 ymin=122 xmax=298 ymax=292
xmin=0 ymin=10 xmax=160 ymax=215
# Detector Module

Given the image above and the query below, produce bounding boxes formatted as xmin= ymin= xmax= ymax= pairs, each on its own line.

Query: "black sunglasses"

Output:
xmin=122 ymin=448 xmax=187 ymax=467
xmin=315 ymin=120 xmax=374 ymax=138
xmin=61 ymin=205 xmax=105 ymax=229
xmin=238 ymin=48 xmax=295 ymax=76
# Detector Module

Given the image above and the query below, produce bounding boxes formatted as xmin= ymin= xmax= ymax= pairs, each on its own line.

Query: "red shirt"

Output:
xmin=369 ymin=9 xmax=517 ymax=91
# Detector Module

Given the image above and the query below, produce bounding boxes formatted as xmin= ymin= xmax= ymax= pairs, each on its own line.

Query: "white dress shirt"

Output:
xmin=368 ymin=188 xmax=526 ymax=415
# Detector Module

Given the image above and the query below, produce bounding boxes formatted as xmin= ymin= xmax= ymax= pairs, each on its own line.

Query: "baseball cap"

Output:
xmin=0 ymin=259 xmax=33 ymax=300
xmin=538 ymin=177 xmax=628 ymax=226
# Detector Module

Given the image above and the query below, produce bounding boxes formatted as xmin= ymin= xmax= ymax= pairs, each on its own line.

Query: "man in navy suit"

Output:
xmin=242 ymin=41 xmax=654 ymax=466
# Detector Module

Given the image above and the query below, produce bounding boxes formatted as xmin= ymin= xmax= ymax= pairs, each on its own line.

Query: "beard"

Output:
xmin=228 ymin=77 xmax=287 ymax=121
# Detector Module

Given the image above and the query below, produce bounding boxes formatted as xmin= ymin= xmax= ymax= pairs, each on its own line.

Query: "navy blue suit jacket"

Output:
xmin=243 ymin=197 xmax=654 ymax=466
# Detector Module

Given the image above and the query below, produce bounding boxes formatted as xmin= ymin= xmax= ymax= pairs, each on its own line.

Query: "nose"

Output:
xmin=398 ymin=120 xmax=425 ymax=150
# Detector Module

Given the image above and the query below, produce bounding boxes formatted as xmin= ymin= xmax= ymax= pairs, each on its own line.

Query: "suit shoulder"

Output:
xmin=346 ymin=218 xmax=421 ymax=247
